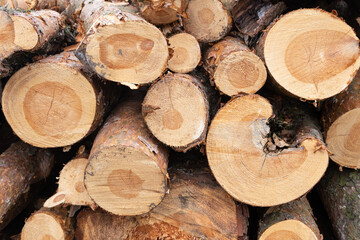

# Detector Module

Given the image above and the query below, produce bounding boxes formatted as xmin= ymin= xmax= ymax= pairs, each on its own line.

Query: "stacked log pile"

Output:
xmin=0 ymin=0 xmax=359 ymax=239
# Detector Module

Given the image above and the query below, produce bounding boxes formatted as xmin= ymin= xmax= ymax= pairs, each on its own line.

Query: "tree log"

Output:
xmin=0 ymin=8 xmax=64 ymax=79
xmin=0 ymin=0 xmax=69 ymax=12
xmin=206 ymin=94 xmax=329 ymax=206
xmin=322 ymin=69 xmax=360 ymax=168
xmin=183 ymin=0 xmax=232 ymax=43
xmin=2 ymin=50 xmax=119 ymax=148
xmin=142 ymin=72 xmax=214 ymax=151
xmin=135 ymin=0 xmax=188 ymax=25
xmin=258 ymin=197 xmax=322 ymax=240
xmin=317 ymin=163 xmax=360 ymax=240
xmin=85 ymin=94 xmax=169 ymax=216
xmin=0 ymin=142 xmax=54 ymax=231
xmin=21 ymin=207 xmax=74 ymax=240
xmin=75 ymin=1 xmax=168 ymax=88
xmin=256 ymin=8 xmax=360 ymax=100
xmin=203 ymin=36 xmax=267 ymax=96
xmin=168 ymin=33 xmax=201 ymax=73
xmin=77 ymin=168 xmax=248 ymax=239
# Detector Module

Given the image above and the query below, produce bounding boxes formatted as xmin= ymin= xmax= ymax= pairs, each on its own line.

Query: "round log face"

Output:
xmin=264 ymin=9 xmax=360 ymax=100
xmin=11 ymin=15 xmax=38 ymax=50
xmin=85 ymin=22 xmax=168 ymax=85
xmin=259 ymin=220 xmax=318 ymax=240
xmin=2 ymin=63 xmax=97 ymax=148
xmin=326 ymin=108 xmax=360 ymax=168
xmin=85 ymin=146 xmax=167 ymax=216
xmin=206 ymin=95 xmax=329 ymax=206
xmin=21 ymin=213 xmax=65 ymax=240
xmin=143 ymin=73 xmax=208 ymax=148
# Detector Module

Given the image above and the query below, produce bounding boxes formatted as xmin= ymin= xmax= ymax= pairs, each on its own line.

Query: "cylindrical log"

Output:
xmin=77 ymin=168 xmax=248 ymax=239
xmin=0 ymin=0 xmax=69 ymax=11
xmin=317 ymin=163 xmax=360 ymax=240
xmin=168 ymin=33 xmax=201 ymax=73
xmin=203 ymin=36 xmax=267 ymax=96
xmin=206 ymin=94 xmax=329 ymax=206
xmin=258 ymin=197 xmax=322 ymax=240
xmin=256 ymin=8 xmax=360 ymax=100
xmin=85 ymin=94 xmax=169 ymax=216
xmin=322 ymin=69 xmax=360 ymax=168
xmin=135 ymin=0 xmax=188 ymax=25
xmin=21 ymin=207 xmax=74 ymax=240
xmin=183 ymin=0 xmax=232 ymax=43
xmin=0 ymin=142 xmax=54 ymax=231
xmin=0 ymin=8 xmax=64 ymax=78
xmin=142 ymin=72 xmax=214 ymax=151
xmin=2 ymin=50 xmax=119 ymax=148
xmin=75 ymin=1 xmax=168 ymax=88
xmin=44 ymin=157 xmax=95 ymax=208
xmin=232 ymin=0 xmax=286 ymax=39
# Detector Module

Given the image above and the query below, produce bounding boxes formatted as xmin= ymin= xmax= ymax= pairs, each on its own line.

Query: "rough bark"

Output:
xmin=317 ymin=163 xmax=360 ymax=240
xmin=2 ymin=50 xmax=120 ymax=148
xmin=85 ymin=93 xmax=169 ymax=215
xmin=0 ymin=0 xmax=70 ymax=12
xmin=0 ymin=142 xmax=54 ymax=231
xmin=77 ymin=168 xmax=248 ymax=240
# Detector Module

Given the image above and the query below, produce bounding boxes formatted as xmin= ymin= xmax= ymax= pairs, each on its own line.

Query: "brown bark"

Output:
xmin=0 ymin=142 xmax=54 ymax=231
xmin=317 ymin=163 xmax=360 ymax=240
xmin=0 ymin=0 xmax=70 ymax=11
xmin=258 ymin=197 xmax=322 ymax=240
xmin=21 ymin=207 xmax=74 ymax=240
xmin=85 ymin=93 xmax=169 ymax=215
xmin=77 ymin=168 xmax=248 ymax=240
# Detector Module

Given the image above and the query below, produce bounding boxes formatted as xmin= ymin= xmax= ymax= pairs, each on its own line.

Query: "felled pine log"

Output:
xmin=256 ymin=8 xmax=360 ymax=101
xmin=77 ymin=168 xmax=248 ymax=240
xmin=76 ymin=1 xmax=168 ymax=89
xmin=206 ymin=94 xmax=329 ymax=206
xmin=0 ymin=8 xmax=64 ymax=78
xmin=322 ymin=69 xmax=360 ymax=168
xmin=0 ymin=142 xmax=54 ymax=231
xmin=0 ymin=0 xmax=69 ymax=11
xmin=21 ymin=207 xmax=74 ymax=240
xmin=317 ymin=163 xmax=360 ymax=240
xmin=258 ymin=197 xmax=322 ymax=240
xmin=85 ymin=93 xmax=169 ymax=216
xmin=2 ymin=50 xmax=119 ymax=148
xmin=204 ymin=36 xmax=267 ymax=96
xmin=142 ymin=72 xmax=216 ymax=152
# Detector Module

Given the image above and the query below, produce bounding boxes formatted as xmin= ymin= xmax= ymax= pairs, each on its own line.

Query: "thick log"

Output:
xmin=256 ymin=8 xmax=360 ymax=100
xmin=206 ymin=94 xmax=329 ymax=206
xmin=77 ymin=168 xmax=248 ymax=239
xmin=258 ymin=197 xmax=322 ymax=240
xmin=0 ymin=0 xmax=69 ymax=11
xmin=203 ymin=36 xmax=267 ymax=96
xmin=135 ymin=0 xmax=188 ymax=25
xmin=317 ymin=163 xmax=360 ymax=240
xmin=168 ymin=33 xmax=201 ymax=73
xmin=2 ymin=50 xmax=119 ymax=148
xmin=21 ymin=207 xmax=74 ymax=240
xmin=183 ymin=0 xmax=232 ymax=43
xmin=322 ymin=69 xmax=360 ymax=168
xmin=0 ymin=8 xmax=64 ymax=78
xmin=85 ymin=94 xmax=169 ymax=216
xmin=142 ymin=72 xmax=214 ymax=151
xmin=75 ymin=1 xmax=168 ymax=88
xmin=0 ymin=142 xmax=54 ymax=231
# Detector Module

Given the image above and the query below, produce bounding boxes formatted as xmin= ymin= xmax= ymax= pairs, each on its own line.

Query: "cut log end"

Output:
xmin=85 ymin=146 xmax=167 ymax=216
xmin=168 ymin=33 xmax=201 ymax=73
xmin=206 ymin=94 xmax=328 ymax=206
xmin=2 ymin=63 xmax=97 ymax=148
xmin=259 ymin=220 xmax=319 ymax=240
xmin=183 ymin=0 xmax=232 ymax=43
xmin=84 ymin=22 xmax=168 ymax=85
xmin=263 ymin=8 xmax=360 ymax=100
xmin=143 ymin=73 xmax=208 ymax=149
xmin=326 ymin=108 xmax=360 ymax=168
xmin=10 ymin=15 xmax=38 ymax=50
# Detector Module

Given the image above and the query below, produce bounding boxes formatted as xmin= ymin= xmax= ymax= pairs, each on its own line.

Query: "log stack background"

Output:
xmin=0 ymin=0 xmax=359 ymax=239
